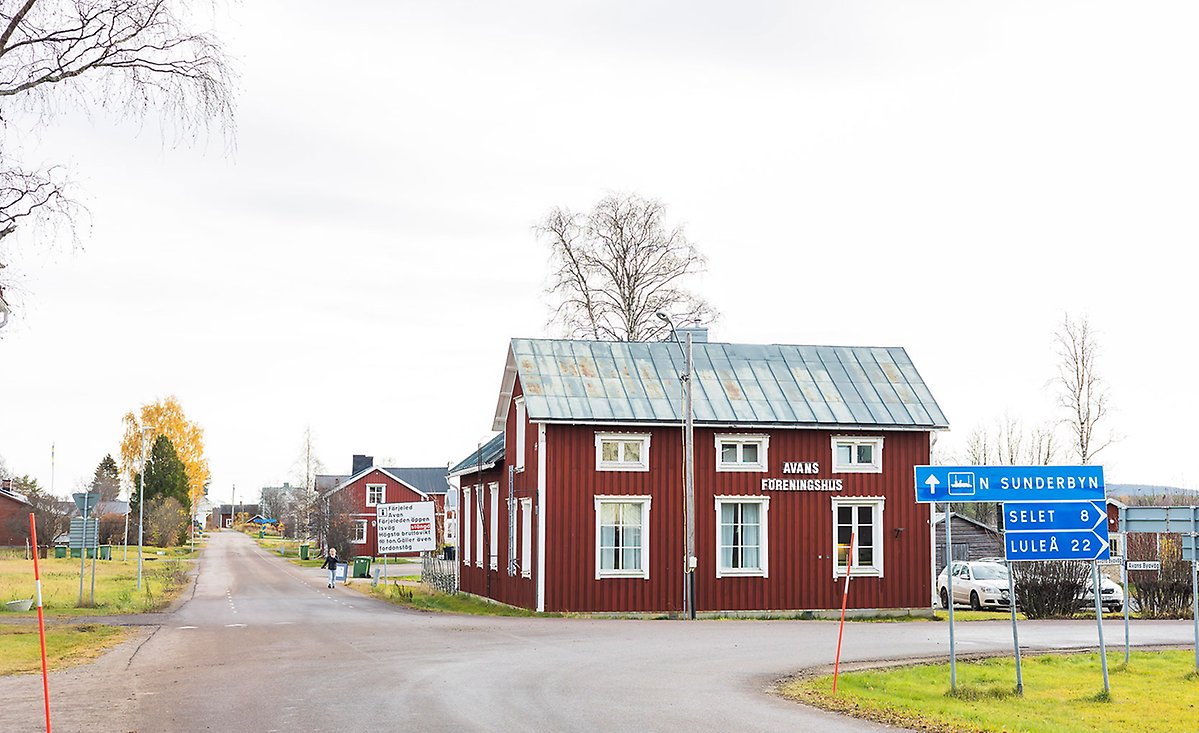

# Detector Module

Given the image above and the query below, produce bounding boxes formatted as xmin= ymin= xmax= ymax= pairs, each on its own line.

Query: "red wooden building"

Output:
xmin=0 ymin=480 xmax=33 ymax=546
xmin=453 ymin=332 xmax=949 ymax=614
xmin=321 ymin=455 xmax=449 ymax=557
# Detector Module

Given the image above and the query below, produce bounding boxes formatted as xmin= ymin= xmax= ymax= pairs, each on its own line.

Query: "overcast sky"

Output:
xmin=2 ymin=1 xmax=1196 ymax=504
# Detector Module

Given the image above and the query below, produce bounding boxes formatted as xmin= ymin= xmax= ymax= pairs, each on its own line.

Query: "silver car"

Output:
xmin=937 ymin=561 xmax=1012 ymax=610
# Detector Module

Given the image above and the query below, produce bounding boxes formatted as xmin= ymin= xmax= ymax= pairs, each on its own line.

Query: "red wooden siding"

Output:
xmin=458 ymin=380 xmax=538 ymax=609
xmin=542 ymin=424 xmax=931 ymax=613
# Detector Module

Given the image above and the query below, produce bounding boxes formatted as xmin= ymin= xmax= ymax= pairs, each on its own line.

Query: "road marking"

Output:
xmin=274 ymin=621 xmax=294 ymax=625
xmin=225 ymin=623 xmax=247 ymax=628
xmin=177 ymin=626 xmax=198 ymax=630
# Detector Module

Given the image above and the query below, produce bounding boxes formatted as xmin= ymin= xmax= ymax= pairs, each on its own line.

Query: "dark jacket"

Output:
xmin=321 ymin=554 xmax=340 ymax=571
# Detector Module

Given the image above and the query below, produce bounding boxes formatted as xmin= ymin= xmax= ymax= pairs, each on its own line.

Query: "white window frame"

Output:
xmin=352 ymin=519 xmax=368 ymax=545
xmin=489 ymin=483 xmax=499 ymax=570
xmin=462 ymin=487 xmax=471 ymax=565
xmin=714 ymin=434 xmax=769 ymax=472
xmin=515 ymin=397 xmax=527 ymax=471
xmin=595 ymin=433 xmax=651 ymax=472
xmin=520 ymin=498 xmax=533 ymax=579
xmin=831 ymin=496 xmax=885 ymax=578
xmin=365 ymin=483 xmax=385 ymax=507
xmin=831 ymin=436 xmax=884 ymax=473
xmin=714 ymin=496 xmax=770 ymax=578
xmin=593 ymin=495 xmax=652 ymax=580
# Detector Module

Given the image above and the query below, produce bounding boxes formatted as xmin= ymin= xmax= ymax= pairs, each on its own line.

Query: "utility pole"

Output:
xmin=657 ymin=313 xmax=697 ymax=619
xmin=136 ymin=429 xmax=150 ymax=591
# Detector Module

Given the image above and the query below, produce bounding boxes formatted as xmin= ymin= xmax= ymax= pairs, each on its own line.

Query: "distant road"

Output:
xmin=0 ymin=532 xmax=1192 ymax=732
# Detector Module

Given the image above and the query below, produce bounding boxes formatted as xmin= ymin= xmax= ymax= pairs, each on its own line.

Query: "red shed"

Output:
xmin=0 ymin=480 xmax=33 ymax=546
xmin=322 ymin=456 xmax=449 ymax=557
xmin=454 ymin=332 xmax=949 ymax=614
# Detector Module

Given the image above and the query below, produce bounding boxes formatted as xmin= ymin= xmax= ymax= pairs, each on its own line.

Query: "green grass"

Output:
xmin=367 ymin=583 xmax=547 ymax=617
xmin=782 ymin=650 xmax=1199 ymax=733
xmin=0 ymin=622 xmax=131 ymax=676
xmin=933 ymin=609 xmax=1028 ymax=622
xmin=0 ymin=549 xmax=192 ymax=615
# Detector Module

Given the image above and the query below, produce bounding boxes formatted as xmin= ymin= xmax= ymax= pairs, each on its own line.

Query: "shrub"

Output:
xmin=1011 ymin=560 xmax=1089 ymax=619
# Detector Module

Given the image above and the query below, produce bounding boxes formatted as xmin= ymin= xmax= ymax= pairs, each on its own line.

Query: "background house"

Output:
xmin=321 ymin=455 xmax=449 ymax=557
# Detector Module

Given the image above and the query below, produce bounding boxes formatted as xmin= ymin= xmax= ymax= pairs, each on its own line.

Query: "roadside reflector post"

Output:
xmin=1093 ymin=560 xmax=1110 ymax=695
xmin=832 ymin=531 xmax=855 ymax=694
xmin=29 ymin=513 xmax=52 ymax=733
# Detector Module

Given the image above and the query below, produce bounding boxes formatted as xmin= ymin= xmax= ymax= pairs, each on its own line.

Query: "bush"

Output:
xmin=1127 ymin=533 xmax=1194 ymax=618
xmin=1011 ymin=560 xmax=1089 ymax=618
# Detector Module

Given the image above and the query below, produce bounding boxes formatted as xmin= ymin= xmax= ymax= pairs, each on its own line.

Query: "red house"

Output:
xmin=321 ymin=456 xmax=449 ymax=557
xmin=453 ymin=331 xmax=949 ymax=614
xmin=0 ymin=480 xmax=33 ymax=546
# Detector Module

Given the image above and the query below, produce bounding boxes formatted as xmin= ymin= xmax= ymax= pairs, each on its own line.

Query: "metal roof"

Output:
xmin=493 ymin=338 xmax=948 ymax=431
xmin=449 ymin=432 xmax=505 ymax=477
xmin=382 ymin=467 xmax=450 ymax=495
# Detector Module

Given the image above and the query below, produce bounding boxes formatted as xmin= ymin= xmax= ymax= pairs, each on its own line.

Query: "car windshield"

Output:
xmin=971 ymin=565 xmax=1007 ymax=580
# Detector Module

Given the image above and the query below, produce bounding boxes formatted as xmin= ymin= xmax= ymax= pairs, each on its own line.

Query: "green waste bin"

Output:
xmin=70 ymin=547 xmax=81 ymax=559
xmin=352 ymin=556 xmax=372 ymax=578
xmin=54 ymin=546 xmax=67 ymax=559
xmin=98 ymin=545 xmax=112 ymax=560
xmin=299 ymin=545 xmax=310 ymax=560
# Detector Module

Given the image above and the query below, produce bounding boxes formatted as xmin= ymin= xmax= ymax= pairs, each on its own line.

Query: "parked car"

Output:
xmin=1079 ymin=575 xmax=1124 ymax=613
xmin=937 ymin=561 xmax=1013 ymax=610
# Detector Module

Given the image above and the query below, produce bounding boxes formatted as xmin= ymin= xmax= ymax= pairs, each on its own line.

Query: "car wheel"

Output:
xmin=940 ymin=588 xmax=950 ymax=609
xmin=970 ymin=591 xmax=982 ymax=611
xmin=1111 ymin=604 xmax=1123 ymax=614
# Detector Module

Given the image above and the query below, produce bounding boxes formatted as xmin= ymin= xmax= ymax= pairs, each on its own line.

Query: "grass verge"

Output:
xmin=0 ymin=622 xmax=131 ymax=676
xmin=781 ymin=650 xmax=1199 ymax=733
xmin=366 ymin=582 xmax=547 ymax=617
xmin=0 ymin=549 xmax=192 ymax=616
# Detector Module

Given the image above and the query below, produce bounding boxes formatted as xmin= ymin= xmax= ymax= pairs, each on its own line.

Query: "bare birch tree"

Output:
xmin=1054 ymin=314 xmax=1113 ymax=464
xmin=539 ymin=193 xmax=716 ymax=341
xmin=0 ymin=0 xmax=235 ymax=315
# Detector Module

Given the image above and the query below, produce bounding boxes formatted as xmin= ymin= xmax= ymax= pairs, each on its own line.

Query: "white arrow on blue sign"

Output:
xmin=1005 ymin=528 xmax=1110 ymax=562
xmin=914 ymin=465 xmax=1105 ymax=504
xmin=1003 ymin=501 xmax=1107 ymax=533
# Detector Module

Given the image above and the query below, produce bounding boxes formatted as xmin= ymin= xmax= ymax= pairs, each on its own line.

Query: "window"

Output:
xmin=353 ymin=519 xmax=368 ymax=544
xmin=595 ymin=433 xmax=650 ymax=471
xmin=520 ymin=498 xmax=532 ymax=578
xmin=462 ymin=487 xmax=471 ymax=565
xmin=832 ymin=497 xmax=884 ymax=577
xmin=594 ymin=496 xmax=651 ymax=579
xmin=715 ymin=497 xmax=769 ymax=578
xmin=515 ymin=398 xmax=526 ymax=471
xmin=489 ymin=483 xmax=499 ymax=570
xmin=715 ymin=434 xmax=769 ymax=472
xmin=366 ymin=484 xmax=385 ymax=506
xmin=831 ymin=437 xmax=883 ymax=473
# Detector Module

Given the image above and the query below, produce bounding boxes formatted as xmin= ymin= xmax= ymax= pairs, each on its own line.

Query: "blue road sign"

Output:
xmin=1005 ymin=528 xmax=1110 ymax=562
xmin=1004 ymin=501 xmax=1107 ymax=533
xmin=914 ymin=465 xmax=1105 ymax=504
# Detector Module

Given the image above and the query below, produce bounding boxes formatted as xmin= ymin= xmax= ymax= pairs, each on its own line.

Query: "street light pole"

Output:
xmin=137 ymin=427 xmax=151 ymax=591
xmin=658 ymin=313 xmax=697 ymax=620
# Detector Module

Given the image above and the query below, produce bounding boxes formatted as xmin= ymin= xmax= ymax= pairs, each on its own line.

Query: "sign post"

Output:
xmin=916 ymin=465 xmax=1106 ymax=696
xmin=1122 ymin=504 xmax=1199 ymax=672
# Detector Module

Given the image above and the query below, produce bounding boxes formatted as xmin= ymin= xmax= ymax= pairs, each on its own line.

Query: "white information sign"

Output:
xmin=376 ymin=501 xmax=436 ymax=554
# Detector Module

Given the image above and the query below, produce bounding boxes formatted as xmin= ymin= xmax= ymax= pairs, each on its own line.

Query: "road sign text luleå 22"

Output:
xmin=1003 ymin=500 xmax=1111 ymax=562
xmin=914 ymin=465 xmax=1105 ymax=504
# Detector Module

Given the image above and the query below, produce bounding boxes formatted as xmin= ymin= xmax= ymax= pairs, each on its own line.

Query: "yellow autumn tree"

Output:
xmin=120 ymin=396 xmax=211 ymax=512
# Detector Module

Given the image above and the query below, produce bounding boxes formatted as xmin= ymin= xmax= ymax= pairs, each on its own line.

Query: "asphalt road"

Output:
xmin=1 ymin=532 xmax=1194 ymax=732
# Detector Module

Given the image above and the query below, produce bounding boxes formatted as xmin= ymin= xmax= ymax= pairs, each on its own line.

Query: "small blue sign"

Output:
xmin=1004 ymin=501 xmax=1107 ymax=533
xmin=1005 ymin=528 xmax=1110 ymax=562
xmin=914 ymin=465 xmax=1105 ymax=504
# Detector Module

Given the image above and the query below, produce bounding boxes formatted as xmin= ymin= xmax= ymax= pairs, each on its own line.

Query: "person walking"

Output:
xmin=321 ymin=547 xmax=341 ymax=588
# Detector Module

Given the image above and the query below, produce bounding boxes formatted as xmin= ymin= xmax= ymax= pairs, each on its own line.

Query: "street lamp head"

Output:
xmin=656 ymin=311 xmax=671 ymax=324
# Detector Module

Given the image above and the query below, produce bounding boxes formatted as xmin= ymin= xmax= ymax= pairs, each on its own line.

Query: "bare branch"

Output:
xmin=538 ymin=193 xmax=717 ymax=342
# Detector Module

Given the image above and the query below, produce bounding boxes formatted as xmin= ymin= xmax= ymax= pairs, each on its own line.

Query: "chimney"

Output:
xmin=674 ymin=326 xmax=709 ymax=344
xmin=352 ymin=454 xmax=374 ymax=475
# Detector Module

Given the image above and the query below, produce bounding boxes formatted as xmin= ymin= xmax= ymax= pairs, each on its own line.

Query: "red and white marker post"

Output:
xmin=29 ymin=513 xmax=52 ymax=732
xmin=831 ymin=531 xmax=855 ymax=694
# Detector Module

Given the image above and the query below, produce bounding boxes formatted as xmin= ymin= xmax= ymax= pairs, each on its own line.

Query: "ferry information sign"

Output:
xmin=1003 ymin=501 xmax=1111 ymax=562
xmin=914 ymin=465 xmax=1105 ymax=504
